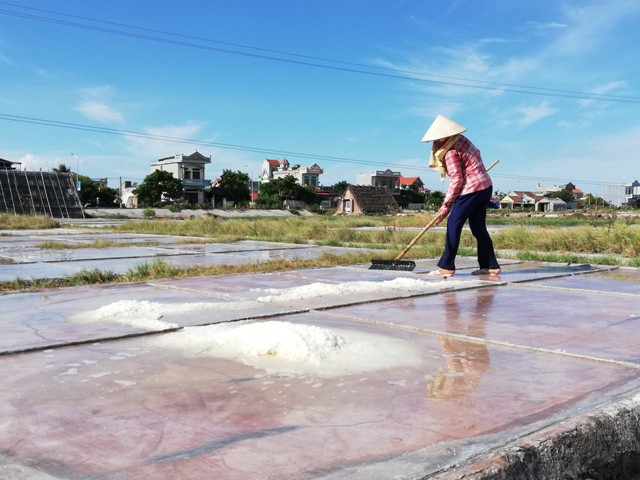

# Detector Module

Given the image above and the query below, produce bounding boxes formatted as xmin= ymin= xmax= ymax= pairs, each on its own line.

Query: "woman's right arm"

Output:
xmin=436 ymin=149 xmax=464 ymax=222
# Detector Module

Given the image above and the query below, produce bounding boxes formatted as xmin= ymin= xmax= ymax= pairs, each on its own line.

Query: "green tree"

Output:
xmin=396 ymin=189 xmax=426 ymax=208
xmin=550 ymin=188 xmax=573 ymax=203
xmin=257 ymin=175 xmax=319 ymax=208
xmin=135 ymin=170 xmax=183 ymax=207
xmin=76 ymin=175 xmax=118 ymax=207
xmin=332 ymin=181 xmax=349 ymax=196
xmin=211 ymin=169 xmax=251 ymax=206
xmin=426 ymin=191 xmax=445 ymax=208
xmin=53 ymin=163 xmax=71 ymax=173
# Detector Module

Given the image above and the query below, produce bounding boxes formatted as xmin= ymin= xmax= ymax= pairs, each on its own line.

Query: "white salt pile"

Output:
xmin=255 ymin=277 xmax=471 ymax=303
xmin=149 ymin=320 xmax=422 ymax=377
xmin=71 ymin=277 xmax=474 ymax=332
xmin=71 ymin=299 xmax=261 ymax=331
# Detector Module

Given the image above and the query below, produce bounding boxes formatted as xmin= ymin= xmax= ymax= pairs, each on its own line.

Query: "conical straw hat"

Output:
xmin=421 ymin=115 xmax=466 ymax=142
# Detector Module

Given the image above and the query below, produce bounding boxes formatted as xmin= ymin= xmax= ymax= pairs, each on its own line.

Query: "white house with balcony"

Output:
xmin=150 ymin=151 xmax=212 ymax=204
xmin=260 ymin=158 xmax=323 ymax=187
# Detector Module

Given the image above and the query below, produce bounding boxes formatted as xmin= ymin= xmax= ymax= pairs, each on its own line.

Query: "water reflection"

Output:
xmin=427 ymin=288 xmax=496 ymax=399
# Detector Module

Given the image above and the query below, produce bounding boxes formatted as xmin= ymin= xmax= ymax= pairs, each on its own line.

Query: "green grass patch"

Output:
xmin=2 ymin=268 xmax=120 ymax=291
xmin=493 ymin=224 xmax=640 ymax=257
xmin=514 ymin=251 xmax=625 ymax=266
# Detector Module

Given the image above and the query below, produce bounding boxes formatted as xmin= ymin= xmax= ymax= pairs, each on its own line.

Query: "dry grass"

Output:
xmin=493 ymin=224 xmax=640 ymax=257
xmin=0 ymin=213 xmax=59 ymax=230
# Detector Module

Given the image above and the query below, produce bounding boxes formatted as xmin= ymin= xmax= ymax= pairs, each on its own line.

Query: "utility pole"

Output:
xmin=119 ymin=176 xmax=122 ymax=209
xmin=71 ymin=153 xmax=79 ymax=191
xmin=245 ymin=164 xmax=254 ymax=203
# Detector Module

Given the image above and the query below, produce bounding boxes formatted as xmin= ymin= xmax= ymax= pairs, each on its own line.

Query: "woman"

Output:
xmin=422 ymin=115 xmax=501 ymax=277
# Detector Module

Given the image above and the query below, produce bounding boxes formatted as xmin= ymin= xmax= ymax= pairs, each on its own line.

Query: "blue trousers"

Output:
xmin=437 ymin=186 xmax=500 ymax=271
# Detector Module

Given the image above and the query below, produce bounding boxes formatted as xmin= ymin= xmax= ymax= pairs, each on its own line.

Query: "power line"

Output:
xmin=0 ymin=112 xmax=621 ymax=186
xmin=0 ymin=4 xmax=638 ymax=104
xmin=2 ymin=1 xmax=639 ymax=102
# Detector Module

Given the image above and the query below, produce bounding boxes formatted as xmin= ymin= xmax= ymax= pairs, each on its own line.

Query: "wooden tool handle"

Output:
xmin=394 ymin=159 xmax=500 ymax=261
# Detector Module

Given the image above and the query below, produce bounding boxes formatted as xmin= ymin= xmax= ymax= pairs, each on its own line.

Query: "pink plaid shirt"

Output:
xmin=440 ymin=135 xmax=492 ymax=216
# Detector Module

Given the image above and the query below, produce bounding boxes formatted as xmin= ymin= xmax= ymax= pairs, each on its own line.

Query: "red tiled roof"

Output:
xmin=398 ymin=175 xmax=420 ymax=185
xmin=572 ymin=189 xmax=583 ymax=193
xmin=266 ymin=159 xmax=280 ymax=166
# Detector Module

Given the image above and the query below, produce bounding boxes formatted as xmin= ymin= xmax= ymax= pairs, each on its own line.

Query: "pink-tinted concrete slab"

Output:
xmin=348 ymin=256 xmax=521 ymax=273
xmin=161 ymin=246 xmax=372 ymax=266
xmin=0 ymin=284 xmax=294 ymax=354
xmin=149 ymin=271 xmax=341 ymax=297
xmin=165 ymin=240 xmax=312 ymax=253
xmin=451 ymin=261 xmax=610 ymax=283
xmin=329 ymin=284 xmax=640 ymax=364
xmin=5 ymin=246 xmax=193 ymax=264
xmin=277 ymin=265 xmax=422 ymax=283
xmin=0 ymin=312 xmax=635 ymax=480
xmin=0 ymin=262 xmax=80 ymax=282
xmin=151 ymin=268 xmax=491 ymax=310
xmin=532 ymin=267 xmax=640 ymax=296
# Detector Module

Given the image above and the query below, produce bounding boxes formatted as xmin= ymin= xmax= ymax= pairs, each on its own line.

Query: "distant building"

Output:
xmin=92 ymin=177 xmax=108 ymax=188
xmin=316 ymin=186 xmax=341 ymax=209
xmin=150 ymin=151 xmax=212 ymax=204
xmin=334 ymin=185 xmax=400 ymax=216
xmin=356 ymin=169 xmax=401 ymax=190
xmin=120 ymin=180 xmax=138 ymax=208
xmin=260 ymin=158 xmax=323 ymax=187
xmin=536 ymin=197 xmax=567 ymax=212
xmin=535 ymin=182 xmax=576 ymax=196
xmin=499 ymin=191 xmax=541 ymax=210
xmin=603 ymin=180 xmax=640 ymax=207
xmin=0 ymin=158 xmax=20 ymax=170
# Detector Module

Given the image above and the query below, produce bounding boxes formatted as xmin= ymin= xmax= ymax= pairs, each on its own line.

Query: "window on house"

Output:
xmin=192 ymin=169 xmax=201 ymax=180
xmin=183 ymin=168 xmax=191 ymax=180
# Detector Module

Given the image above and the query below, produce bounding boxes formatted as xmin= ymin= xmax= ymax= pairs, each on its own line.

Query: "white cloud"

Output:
xmin=0 ymin=39 xmax=13 ymax=65
xmin=18 ymin=153 xmax=69 ymax=172
xmin=479 ymin=37 xmax=512 ymax=44
xmin=589 ymin=81 xmax=628 ymax=95
xmin=578 ymin=81 xmax=630 ymax=108
xmin=80 ymin=86 xmax=116 ymax=98
xmin=76 ymin=101 xmax=124 ymax=123
xmin=517 ymin=102 xmax=560 ymax=126
xmin=527 ymin=21 xmax=568 ymax=31
xmin=543 ymin=1 xmax=640 ymax=57
xmin=34 ymin=68 xmax=56 ymax=79
xmin=0 ymin=51 xmax=13 ymax=65
xmin=125 ymin=123 xmax=209 ymax=160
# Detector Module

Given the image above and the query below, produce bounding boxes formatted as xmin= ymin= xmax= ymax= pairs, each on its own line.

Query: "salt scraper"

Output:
xmin=369 ymin=159 xmax=499 ymax=271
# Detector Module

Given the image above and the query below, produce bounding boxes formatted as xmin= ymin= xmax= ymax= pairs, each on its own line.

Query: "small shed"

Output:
xmin=334 ymin=185 xmax=400 ymax=215
xmin=536 ymin=197 xmax=567 ymax=212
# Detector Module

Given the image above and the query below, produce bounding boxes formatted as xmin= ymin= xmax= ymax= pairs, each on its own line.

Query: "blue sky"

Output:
xmin=0 ymin=0 xmax=639 ymax=194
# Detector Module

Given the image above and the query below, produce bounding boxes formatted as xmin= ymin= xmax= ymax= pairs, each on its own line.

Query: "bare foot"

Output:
xmin=428 ymin=269 xmax=455 ymax=277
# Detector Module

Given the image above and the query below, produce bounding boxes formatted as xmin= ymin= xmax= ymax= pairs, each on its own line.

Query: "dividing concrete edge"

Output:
xmin=433 ymin=391 xmax=640 ymax=480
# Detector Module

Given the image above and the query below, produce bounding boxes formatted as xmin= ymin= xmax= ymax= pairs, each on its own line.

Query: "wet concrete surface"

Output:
xmin=1 ymin=232 xmax=640 ymax=479
xmin=0 ymin=232 xmax=382 ymax=281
